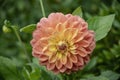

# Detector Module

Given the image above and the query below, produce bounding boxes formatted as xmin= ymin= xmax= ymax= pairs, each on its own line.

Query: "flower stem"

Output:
xmin=39 ymin=0 xmax=46 ymax=17
xmin=12 ymin=26 xmax=31 ymax=62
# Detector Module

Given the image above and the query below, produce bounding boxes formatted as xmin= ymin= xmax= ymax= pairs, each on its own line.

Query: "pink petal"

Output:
xmin=77 ymin=47 xmax=88 ymax=57
xmin=56 ymin=60 xmax=63 ymax=69
xmin=89 ymin=41 xmax=96 ymax=51
xmin=59 ymin=66 xmax=67 ymax=73
xmin=73 ymin=32 xmax=83 ymax=43
xmin=33 ymin=37 xmax=48 ymax=53
xmin=78 ymin=40 xmax=90 ymax=47
xmin=48 ymin=13 xmax=66 ymax=27
xmin=70 ymin=53 xmax=78 ymax=63
xmin=32 ymin=52 xmax=41 ymax=58
xmin=38 ymin=18 xmax=50 ymax=28
xmin=39 ymin=54 xmax=48 ymax=61
xmin=30 ymin=39 xmax=37 ymax=46
xmin=47 ymin=63 xmax=55 ymax=70
xmin=65 ymin=14 xmax=73 ymax=18
xmin=52 ymin=67 xmax=60 ymax=74
xmin=83 ymin=55 xmax=90 ymax=64
xmin=76 ymin=55 xmax=84 ymax=66
xmin=84 ymin=33 xmax=94 ymax=42
xmin=80 ymin=22 xmax=88 ymax=32
xmin=72 ymin=65 xmax=79 ymax=71
xmin=65 ymin=57 xmax=73 ymax=69
xmin=39 ymin=60 xmax=48 ymax=66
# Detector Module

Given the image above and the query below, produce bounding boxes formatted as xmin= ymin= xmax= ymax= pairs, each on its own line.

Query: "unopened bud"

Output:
xmin=2 ymin=25 xmax=12 ymax=33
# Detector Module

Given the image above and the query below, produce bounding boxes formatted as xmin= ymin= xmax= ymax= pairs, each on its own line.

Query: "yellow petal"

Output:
xmin=69 ymin=45 xmax=76 ymax=50
xmin=70 ymin=50 xmax=78 ymax=54
xmin=63 ymin=28 xmax=78 ymax=41
xmin=73 ymin=32 xmax=83 ymax=43
xmin=56 ymin=52 xmax=62 ymax=59
xmin=48 ymin=45 xmax=57 ymax=52
xmin=56 ymin=21 xmax=67 ymax=33
xmin=71 ymin=29 xmax=78 ymax=40
xmin=60 ymin=55 xmax=67 ymax=65
xmin=48 ymin=36 xmax=58 ymax=44
xmin=44 ymin=50 xmax=53 ymax=56
xmin=63 ymin=29 xmax=72 ymax=41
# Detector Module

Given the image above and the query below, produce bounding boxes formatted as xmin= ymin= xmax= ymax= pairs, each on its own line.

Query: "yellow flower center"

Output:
xmin=57 ymin=41 xmax=67 ymax=52
xmin=46 ymin=22 xmax=79 ymax=59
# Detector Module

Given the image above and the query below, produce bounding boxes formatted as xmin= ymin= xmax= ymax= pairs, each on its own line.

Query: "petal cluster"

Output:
xmin=31 ymin=13 xmax=95 ymax=74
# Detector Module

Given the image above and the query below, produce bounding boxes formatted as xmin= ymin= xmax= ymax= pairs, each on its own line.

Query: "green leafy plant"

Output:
xmin=0 ymin=0 xmax=120 ymax=80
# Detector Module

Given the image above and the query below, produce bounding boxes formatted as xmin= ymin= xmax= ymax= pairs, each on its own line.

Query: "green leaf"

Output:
xmin=22 ymin=63 xmax=41 ymax=80
xmin=101 ymin=70 xmax=120 ymax=80
xmin=82 ymin=74 xmax=95 ymax=78
xmin=83 ymin=57 xmax=98 ymax=71
xmin=20 ymin=24 xmax=36 ymax=33
xmin=0 ymin=56 xmax=22 ymax=80
xmin=88 ymin=76 xmax=109 ymax=80
xmin=72 ymin=7 xmax=83 ymax=17
xmin=22 ymin=67 xmax=31 ymax=80
xmin=81 ymin=76 xmax=109 ymax=80
xmin=87 ymin=14 xmax=115 ymax=41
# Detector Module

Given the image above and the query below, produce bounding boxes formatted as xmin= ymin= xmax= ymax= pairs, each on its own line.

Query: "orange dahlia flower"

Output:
xmin=31 ymin=13 xmax=95 ymax=74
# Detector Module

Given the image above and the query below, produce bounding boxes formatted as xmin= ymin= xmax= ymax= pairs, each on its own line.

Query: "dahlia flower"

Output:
xmin=31 ymin=13 xmax=95 ymax=74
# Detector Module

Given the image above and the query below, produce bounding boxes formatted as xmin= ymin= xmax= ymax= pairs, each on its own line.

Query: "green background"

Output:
xmin=0 ymin=0 xmax=120 ymax=80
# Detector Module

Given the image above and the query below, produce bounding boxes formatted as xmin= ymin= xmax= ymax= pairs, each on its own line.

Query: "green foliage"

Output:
xmin=0 ymin=0 xmax=120 ymax=80
xmin=81 ymin=70 xmax=120 ymax=80
xmin=22 ymin=63 xmax=41 ymax=80
xmin=0 ymin=56 xmax=22 ymax=80
xmin=72 ymin=7 xmax=83 ymax=17
xmin=81 ymin=76 xmax=109 ymax=80
xmin=101 ymin=71 xmax=120 ymax=80
xmin=97 ymin=42 xmax=120 ymax=72
xmin=83 ymin=57 xmax=98 ymax=71
xmin=20 ymin=24 xmax=36 ymax=33
xmin=87 ymin=14 xmax=115 ymax=41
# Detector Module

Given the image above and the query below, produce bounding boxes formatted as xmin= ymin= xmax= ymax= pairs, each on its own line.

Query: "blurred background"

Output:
xmin=0 ymin=0 xmax=120 ymax=80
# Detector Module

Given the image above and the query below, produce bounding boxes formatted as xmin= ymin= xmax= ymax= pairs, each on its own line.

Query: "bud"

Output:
xmin=2 ymin=25 xmax=12 ymax=33
xmin=4 ymin=20 xmax=11 ymax=28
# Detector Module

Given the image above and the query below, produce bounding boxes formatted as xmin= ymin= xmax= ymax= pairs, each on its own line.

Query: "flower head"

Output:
xmin=31 ymin=13 xmax=95 ymax=74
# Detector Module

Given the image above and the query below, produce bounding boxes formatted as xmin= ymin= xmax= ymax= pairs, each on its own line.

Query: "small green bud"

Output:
xmin=4 ymin=20 xmax=11 ymax=28
xmin=2 ymin=25 xmax=12 ymax=33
